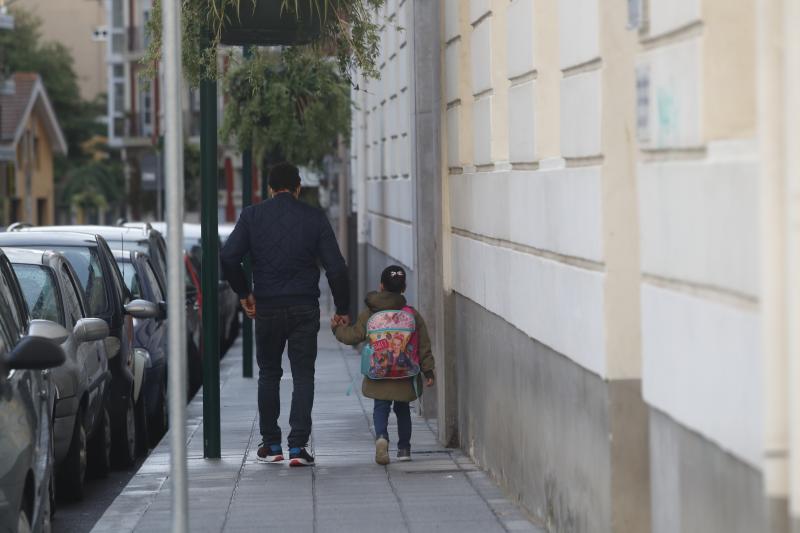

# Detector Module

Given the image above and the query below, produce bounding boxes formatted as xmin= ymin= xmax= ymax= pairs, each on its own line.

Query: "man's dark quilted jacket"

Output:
xmin=221 ymin=193 xmax=350 ymax=315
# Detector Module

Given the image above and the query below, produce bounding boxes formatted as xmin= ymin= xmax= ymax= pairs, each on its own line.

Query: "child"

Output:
xmin=332 ymin=265 xmax=435 ymax=465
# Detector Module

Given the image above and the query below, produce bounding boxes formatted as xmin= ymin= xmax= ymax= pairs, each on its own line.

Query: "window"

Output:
xmin=54 ymin=247 xmax=109 ymax=317
xmin=117 ymin=259 xmax=142 ymax=299
xmin=111 ymin=0 xmax=124 ymax=28
xmin=61 ymin=264 xmax=86 ymax=326
xmin=143 ymin=261 xmax=163 ymax=302
xmin=36 ymin=198 xmax=46 ymax=226
xmin=0 ymin=259 xmax=24 ymax=344
xmin=12 ymin=264 xmax=64 ymax=326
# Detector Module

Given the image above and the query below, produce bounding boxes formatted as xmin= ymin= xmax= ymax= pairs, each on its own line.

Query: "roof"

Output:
xmin=0 ymin=73 xmax=68 ymax=159
xmin=2 ymin=247 xmax=47 ymax=265
xmin=0 ymin=230 xmax=101 ymax=248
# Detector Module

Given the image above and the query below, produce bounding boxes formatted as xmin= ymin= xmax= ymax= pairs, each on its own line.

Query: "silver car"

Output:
xmin=5 ymin=248 xmax=112 ymax=501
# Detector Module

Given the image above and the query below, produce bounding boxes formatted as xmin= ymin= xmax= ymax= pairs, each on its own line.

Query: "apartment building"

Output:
xmin=350 ymin=0 xmax=798 ymax=531
xmin=22 ymin=0 xmax=107 ymax=100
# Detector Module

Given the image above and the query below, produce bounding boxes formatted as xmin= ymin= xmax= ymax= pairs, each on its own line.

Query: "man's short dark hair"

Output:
xmin=269 ymin=162 xmax=301 ymax=192
xmin=381 ymin=265 xmax=407 ymax=293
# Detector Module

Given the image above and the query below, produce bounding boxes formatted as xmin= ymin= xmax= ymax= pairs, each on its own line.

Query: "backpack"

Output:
xmin=360 ymin=306 xmax=421 ymax=380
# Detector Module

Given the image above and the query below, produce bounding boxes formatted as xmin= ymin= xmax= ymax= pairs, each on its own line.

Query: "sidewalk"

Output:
xmin=91 ymin=307 xmax=543 ymax=533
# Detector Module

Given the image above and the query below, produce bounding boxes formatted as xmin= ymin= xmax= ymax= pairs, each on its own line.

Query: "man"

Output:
xmin=221 ymin=162 xmax=350 ymax=467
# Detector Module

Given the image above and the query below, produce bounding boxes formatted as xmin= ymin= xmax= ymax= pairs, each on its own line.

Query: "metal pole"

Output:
xmin=200 ymin=34 xmax=221 ymax=459
xmin=161 ymin=0 xmax=188 ymax=530
xmin=241 ymin=47 xmax=254 ymax=379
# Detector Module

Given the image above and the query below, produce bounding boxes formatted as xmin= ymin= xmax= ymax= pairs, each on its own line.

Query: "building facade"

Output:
xmin=0 ymin=73 xmax=67 ymax=228
xmin=350 ymin=0 xmax=799 ymax=531
xmin=22 ymin=0 xmax=107 ymax=100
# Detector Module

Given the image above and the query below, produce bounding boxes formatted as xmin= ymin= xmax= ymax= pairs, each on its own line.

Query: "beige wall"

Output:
xmin=22 ymin=0 xmax=107 ymax=100
xmin=14 ymin=113 xmax=55 ymax=225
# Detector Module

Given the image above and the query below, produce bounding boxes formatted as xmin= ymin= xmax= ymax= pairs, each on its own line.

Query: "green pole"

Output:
xmin=241 ymin=45 xmax=254 ymax=379
xmin=200 ymin=42 xmax=221 ymax=459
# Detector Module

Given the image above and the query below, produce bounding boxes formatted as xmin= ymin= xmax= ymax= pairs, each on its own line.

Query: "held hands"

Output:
xmin=425 ymin=376 xmax=435 ymax=388
xmin=240 ymin=294 xmax=256 ymax=319
xmin=330 ymin=314 xmax=350 ymax=329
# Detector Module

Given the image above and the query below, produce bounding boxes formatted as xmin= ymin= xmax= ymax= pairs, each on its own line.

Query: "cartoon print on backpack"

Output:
xmin=363 ymin=307 xmax=420 ymax=380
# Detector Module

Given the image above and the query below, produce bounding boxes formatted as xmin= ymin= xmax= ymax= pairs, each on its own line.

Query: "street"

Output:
xmin=53 ymin=458 xmax=144 ymax=533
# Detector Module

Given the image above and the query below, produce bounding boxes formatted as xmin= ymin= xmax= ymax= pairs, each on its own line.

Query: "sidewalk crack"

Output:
xmin=219 ymin=410 xmax=258 ymax=533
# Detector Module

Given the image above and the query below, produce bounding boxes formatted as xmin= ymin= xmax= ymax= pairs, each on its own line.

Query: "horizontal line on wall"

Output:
xmin=446 ymin=99 xmax=462 ymax=110
xmin=764 ymin=449 xmax=788 ymax=458
xmin=641 ymin=20 xmax=704 ymax=51
xmin=471 ymin=11 xmax=492 ymax=27
xmin=640 ymin=146 xmax=707 ymax=162
xmin=509 ymin=70 xmax=538 ymax=86
xmin=473 ymin=88 xmax=494 ymax=100
xmin=452 ymin=227 xmax=605 ymax=272
xmin=368 ymin=210 xmax=413 ymax=226
xmin=511 ymin=162 xmax=540 ymax=171
xmin=565 ymin=155 xmax=604 ymax=167
xmin=445 ymin=35 xmax=461 ymax=46
xmin=475 ymin=164 xmax=496 ymax=172
xmin=448 ymin=167 xmax=464 ymax=175
xmin=561 ymin=57 xmax=603 ymax=78
xmin=641 ymin=274 xmax=757 ymax=310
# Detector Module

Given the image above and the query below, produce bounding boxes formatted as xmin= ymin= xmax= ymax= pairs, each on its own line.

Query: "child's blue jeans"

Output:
xmin=373 ymin=399 xmax=411 ymax=450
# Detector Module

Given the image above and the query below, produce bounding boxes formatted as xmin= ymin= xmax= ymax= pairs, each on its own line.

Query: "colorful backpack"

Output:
xmin=360 ymin=306 xmax=421 ymax=380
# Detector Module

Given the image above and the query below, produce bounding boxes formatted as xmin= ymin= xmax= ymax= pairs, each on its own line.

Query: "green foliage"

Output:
xmin=0 ymin=8 xmax=105 ymax=158
xmin=221 ymin=48 xmax=350 ymax=168
xmin=184 ymin=142 xmax=202 ymax=210
xmin=143 ymin=0 xmax=387 ymax=86
xmin=61 ymin=160 xmax=126 ymax=211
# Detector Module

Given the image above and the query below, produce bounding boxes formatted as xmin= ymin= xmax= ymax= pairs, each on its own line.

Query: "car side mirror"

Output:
xmin=125 ymin=299 xmax=159 ymax=319
xmin=158 ymin=301 xmax=167 ymax=320
xmin=73 ymin=318 xmax=109 ymax=344
xmin=5 ymin=335 xmax=66 ymax=370
xmin=28 ymin=319 xmax=70 ymax=345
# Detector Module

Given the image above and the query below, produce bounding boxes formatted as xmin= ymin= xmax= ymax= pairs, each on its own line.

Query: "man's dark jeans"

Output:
xmin=255 ymin=305 xmax=320 ymax=449
xmin=373 ymin=400 xmax=411 ymax=450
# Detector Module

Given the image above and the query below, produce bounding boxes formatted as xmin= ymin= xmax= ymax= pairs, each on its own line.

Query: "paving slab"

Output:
xmin=91 ymin=303 xmax=544 ymax=533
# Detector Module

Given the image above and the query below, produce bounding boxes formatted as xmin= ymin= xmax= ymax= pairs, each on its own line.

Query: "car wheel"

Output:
xmin=88 ymin=405 xmax=112 ymax=478
xmin=112 ymin=393 xmax=137 ymax=468
xmin=58 ymin=409 xmax=87 ymax=501
xmin=149 ymin=378 xmax=168 ymax=448
xmin=135 ymin=388 xmax=149 ymax=457
xmin=17 ymin=506 xmax=32 ymax=533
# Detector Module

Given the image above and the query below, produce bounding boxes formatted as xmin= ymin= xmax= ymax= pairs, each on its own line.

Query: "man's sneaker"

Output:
xmin=375 ymin=437 xmax=390 ymax=465
xmin=256 ymin=443 xmax=284 ymax=464
xmin=397 ymin=448 xmax=411 ymax=462
xmin=289 ymin=447 xmax=315 ymax=467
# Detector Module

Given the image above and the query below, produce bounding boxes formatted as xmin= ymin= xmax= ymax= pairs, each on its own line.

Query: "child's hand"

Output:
xmin=425 ymin=376 xmax=435 ymax=388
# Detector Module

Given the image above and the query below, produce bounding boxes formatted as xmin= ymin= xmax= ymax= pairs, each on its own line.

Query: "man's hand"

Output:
xmin=331 ymin=314 xmax=350 ymax=328
xmin=425 ymin=376 xmax=435 ymax=388
xmin=240 ymin=294 xmax=256 ymax=319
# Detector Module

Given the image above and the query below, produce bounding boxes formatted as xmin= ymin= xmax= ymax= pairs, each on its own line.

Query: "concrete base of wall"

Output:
xmin=767 ymin=497 xmax=789 ymax=533
xmin=454 ymin=293 xmax=650 ymax=532
xmin=649 ymin=409 xmax=766 ymax=533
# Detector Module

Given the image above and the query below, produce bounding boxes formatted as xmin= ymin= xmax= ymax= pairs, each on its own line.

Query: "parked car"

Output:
xmin=0 ymin=231 xmax=159 ymax=467
xmin=184 ymin=253 xmax=203 ymax=396
xmin=5 ymin=248 xmax=113 ymax=500
xmin=13 ymin=225 xmax=168 ymax=289
xmin=113 ymin=249 xmax=169 ymax=447
xmin=0 ymin=248 xmax=68 ymax=533
xmin=127 ymin=222 xmax=240 ymax=355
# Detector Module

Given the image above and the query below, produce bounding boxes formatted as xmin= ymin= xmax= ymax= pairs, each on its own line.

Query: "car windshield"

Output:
xmin=53 ymin=246 xmax=109 ymax=317
xmin=11 ymin=264 xmax=64 ymax=326
xmin=116 ymin=259 xmax=143 ymax=299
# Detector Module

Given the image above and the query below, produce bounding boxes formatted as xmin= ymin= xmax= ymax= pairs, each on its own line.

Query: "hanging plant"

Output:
xmin=221 ymin=47 xmax=351 ymax=168
xmin=144 ymin=0 xmax=387 ymax=86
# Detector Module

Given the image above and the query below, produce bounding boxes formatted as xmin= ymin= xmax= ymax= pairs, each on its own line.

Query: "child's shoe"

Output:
xmin=375 ymin=437 xmax=390 ymax=465
xmin=397 ymin=448 xmax=411 ymax=462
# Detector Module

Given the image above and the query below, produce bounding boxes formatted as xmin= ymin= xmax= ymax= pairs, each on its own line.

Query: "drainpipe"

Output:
xmin=757 ymin=0 xmax=790 ymax=528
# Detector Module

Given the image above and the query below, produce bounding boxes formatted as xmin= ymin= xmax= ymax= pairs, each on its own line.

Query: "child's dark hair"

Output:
xmin=381 ymin=265 xmax=406 ymax=293
xmin=269 ymin=162 xmax=301 ymax=192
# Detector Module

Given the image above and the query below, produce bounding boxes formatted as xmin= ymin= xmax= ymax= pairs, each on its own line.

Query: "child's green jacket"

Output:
xmin=333 ymin=291 xmax=435 ymax=402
